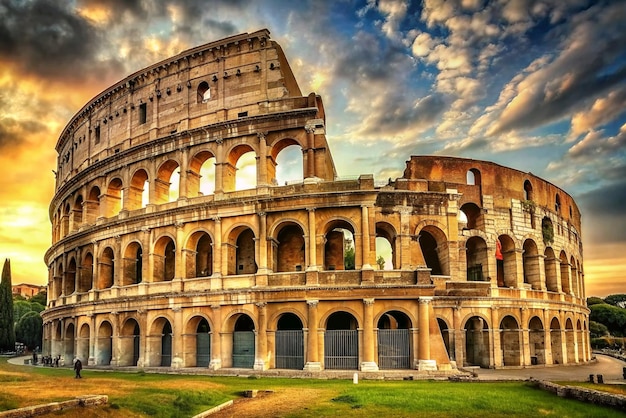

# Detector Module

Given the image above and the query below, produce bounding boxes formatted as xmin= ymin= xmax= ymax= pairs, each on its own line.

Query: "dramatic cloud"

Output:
xmin=1 ymin=0 xmax=625 ymax=297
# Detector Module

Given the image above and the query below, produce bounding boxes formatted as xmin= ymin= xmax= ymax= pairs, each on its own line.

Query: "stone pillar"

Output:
xmin=211 ymin=217 xmax=223 ymax=285
xmin=361 ymin=205 xmax=374 ymax=274
xmin=543 ymin=309 xmax=553 ymax=365
xmin=306 ymin=127 xmax=315 ymax=178
xmin=209 ymin=305 xmax=222 ymax=370
xmin=88 ymin=315 xmax=96 ymax=365
xmin=174 ymin=222 xmax=185 ymax=281
xmin=521 ymin=307 xmax=530 ymax=366
xmin=214 ymin=138 xmax=225 ymax=196
xmin=304 ymin=300 xmax=321 ymax=371
xmin=171 ymin=307 xmax=184 ymax=368
xmin=399 ymin=207 xmax=412 ymax=269
xmin=178 ymin=148 xmax=189 ymax=200
xmin=418 ymin=297 xmax=436 ymax=370
xmin=257 ymin=212 xmax=270 ymax=275
xmin=491 ymin=306 xmax=501 ymax=367
xmin=360 ymin=298 xmax=378 ymax=371
xmin=254 ymin=302 xmax=268 ymax=370
xmin=257 ymin=133 xmax=269 ymax=186
xmin=306 ymin=208 xmax=317 ymax=270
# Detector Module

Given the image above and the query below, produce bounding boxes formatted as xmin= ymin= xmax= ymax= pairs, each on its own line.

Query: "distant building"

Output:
xmin=12 ymin=283 xmax=46 ymax=299
xmin=42 ymin=29 xmax=589 ymax=372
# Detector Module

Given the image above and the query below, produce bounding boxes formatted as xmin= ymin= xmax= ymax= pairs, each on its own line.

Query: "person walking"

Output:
xmin=73 ymin=358 xmax=83 ymax=379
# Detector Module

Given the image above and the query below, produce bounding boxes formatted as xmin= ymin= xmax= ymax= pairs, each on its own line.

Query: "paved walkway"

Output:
xmin=7 ymin=354 xmax=626 ymax=383
xmin=470 ymin=354 xmax=626 ymax=383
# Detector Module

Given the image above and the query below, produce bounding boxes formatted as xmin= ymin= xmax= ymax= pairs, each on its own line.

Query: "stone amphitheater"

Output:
xmin=41 ymin=29 xmax=589 ymax=373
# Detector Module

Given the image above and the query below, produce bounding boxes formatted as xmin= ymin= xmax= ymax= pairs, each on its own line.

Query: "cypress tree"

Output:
xmin=0 ymin=259 xmax=15 ymax=352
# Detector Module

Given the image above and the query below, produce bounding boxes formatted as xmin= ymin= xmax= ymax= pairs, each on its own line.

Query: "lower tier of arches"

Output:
xmin=41 ymin=297 xmax=591 ymax=371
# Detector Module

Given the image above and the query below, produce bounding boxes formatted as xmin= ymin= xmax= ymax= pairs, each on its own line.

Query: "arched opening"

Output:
xmin=324 ymin=220 xmax=356 ymax=271
xmin=61 ymin=203 xmax=70 ymax=237
xmin=122 ymin=242 xmax=143 ymax=285
xmin=128 ymin=169 xmax=149 ymax=210
xmin=565 ymin=318 xmax=575 ymax=364
xmin=195 ymin=318 xmax=211 ymax=367
xmin=154 ymin=236 xmax=176 ymax=281
xmin=230 ymin=228 xmax=257 ymax=275
xmin=232 ymin=315 xmax=255 ymax=368
xmin=418 ymin=226 xmax=449 ymax=276
xmin=570 ymin=256 xmax=579 ymax=297
xmin=438 ymin=318 xmax=454 ymax=361
xmin=275 ymin=313 xmax=304 ymax=369
xmin=64 ymin=323 xmax=75 ymax=364
xmin=275 ymin=223 xmax=305 ymax=272
xmin=528 ymin=316 xmax=545 ymax=365
xmin=544 ymin=247 xmax=558 ymax=292
xmin=156 ymin=160 xmax=180 ymax=203
xmin=560 ymin=251 xmax=571 ymax=294
xmin=72 ymin=195 xmax=83 ymax=231
xmin=459 ymin=202 xmax=483 ymax=230
xmin=78 ymin=253 xmax=93 ymax=292
xmin=466 ymin=236 xmax=488 ymax=281
xmin=325 ymin=312 xmax=359 ymax=369
xmin=377 ymin=311 xmax=411 ymax=369
xmin=188 ymin=151 xmax=216 ymax=197
xmin=98 ymin=247 xmax=114 ymax=289
xmin=160 ymin=320 xmax=173 ymax=367
xmin=522 ymin=239 xmax=541 ymax=290
xmin=197 ymin=81 xmax=210 ymax=103
xmin=576 ymin=319 xmax=584 ymax=363
xmin=274 ymin=143 xmax=304 ymax=185
xmin=500 ymin=315 xmax=521 ymax=366
xmin=105 ymin=178 xmax=123 ymax=217
xmin=550 ymin=317 xmax=563 ymax=365
xmin=375 ymin=223 xmax=396 ymax=270
xmin=195 ymin=233 xmax=213 ymax=277
xmin=120 ymin=318 xmax=140 ymax=366
xmin=65 ymin=258 xmax=76 ymax=295
xmin=96 ymin=321 xmax=113 ymax=366
xmin=464 ymin=316 xmax=489 ymax=368
xmin=77 ymin=323 xmax=89 ymax=364
xmin=235 ymin=151 xmax=257 ymax=191
xmin=85 ymin=186 xmax=101 ymax=224
xmin=497 ymin=235 xmax=517 ymax=288
xmin=542 ymin=217 xmax=554 ymax=246
xmin=523 ymin=180 xmax=533 ymax=201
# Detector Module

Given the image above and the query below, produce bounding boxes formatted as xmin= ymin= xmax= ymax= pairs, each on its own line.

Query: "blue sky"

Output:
xmin=0 ymin=0 xmax=625 ymax=296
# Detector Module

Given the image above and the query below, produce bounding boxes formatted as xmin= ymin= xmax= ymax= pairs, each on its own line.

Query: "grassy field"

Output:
xmin=0 ymin=358 xmax=625 ymax=417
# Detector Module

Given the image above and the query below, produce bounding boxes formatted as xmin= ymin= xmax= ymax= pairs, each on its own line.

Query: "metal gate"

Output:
xmin=233 ymin=331 xmax=255 ymax=368
xmin=378 ymin=329 xmax=410 ymax=369
xmin=196 ymin=333 xmax=211 ymax=367
xmin=324 ymin=330 xmax=358 ymax=369
xmin=161 ymin=333 xmax=172 ymax=366
xmin=275 ymin=330 xmax=304 ymax=369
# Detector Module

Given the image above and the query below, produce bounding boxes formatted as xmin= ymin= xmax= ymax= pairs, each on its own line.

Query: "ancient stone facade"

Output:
xmin=42 ymin=29 xmax=589 ymax=372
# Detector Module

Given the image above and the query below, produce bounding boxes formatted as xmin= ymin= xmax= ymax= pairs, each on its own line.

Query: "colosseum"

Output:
xmin=42 ymin=29 xmax=589 ymax=373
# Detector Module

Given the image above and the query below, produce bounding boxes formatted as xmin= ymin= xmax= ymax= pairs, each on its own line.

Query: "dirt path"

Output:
xmin=218 ymin=387 xmax=332 ymax=418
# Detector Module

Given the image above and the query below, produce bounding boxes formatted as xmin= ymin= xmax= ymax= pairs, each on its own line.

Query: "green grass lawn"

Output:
xmin=1 ymin=358 xmax=625 ymax=417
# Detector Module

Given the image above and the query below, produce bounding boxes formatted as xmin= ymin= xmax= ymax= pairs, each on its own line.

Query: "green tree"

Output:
xmin=0 ymin=259 xmax=15 ymax=351
xmin=344 ymin=247 xmax=355 ymax=270
xmin=589 ymin=303 xmax=626 ymax=337
xmin=15 ymin=311 xmax=42 ymax=350
xmin=589 ymin=320 xmax=609 ymax=338
xmin=376 ymin=255 xmax=385 ymax=270
xmin=586 ymin=297 xmax=605 ymax=306
xmin=13 ymin=299 xmax=33 ymax=323
xmin=30 ymin=291 xmax=47 ymax=307
xmin=604 ymin=294 xmax=626 ymax=307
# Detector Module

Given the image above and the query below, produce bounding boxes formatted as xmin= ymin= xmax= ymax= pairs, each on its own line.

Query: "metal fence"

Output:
xmin=324 ymin=330 xmax=358 ymax=369
xmin=275 ymin=330 xmax=304 ymax=369
xmin=378 ymin=329 xmax=410 ymax=369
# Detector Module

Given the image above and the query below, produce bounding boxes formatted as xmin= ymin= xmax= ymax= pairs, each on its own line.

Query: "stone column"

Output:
xmin=257 ymin=133 xmax=269 ymax=186
xmin=306 ymin=127 xmax=315 ymax=178
xmin=304 ymin=300 xmax=321 ymax=371
xmin=257 ymin=212 xmax=270 ymax=275
xmin=399 ymin=207 xmax=412 ymax=269
xmin=211 ymin=217 xmax=223 ymax=286
xmin=360 ymin=206 xmax=373 ymax=275
xmin=491 ymin=306 xmax=501 ymax=367
xmin=418 ymin=297 xmax=436 ymax=370
xmin=171 ymin=307 xmax=184 ymax=368
xmin=88 ymin=315 xmax=96 ymax=365
xmin=360 ymin=298 xmax=378 ymax=371
xmin=254 ymin=302 xmax=268 ymax=370
xmin=521 ymin=307 xmax=530 ymax=366
xmin=178 ymin=148 xmax=189 ymax=200
xmin=209 ymin=305 xmax=222 ymax=370
xmin=543 ymin=309 xmax=553 ymax=365
xmin=214 ymin=138 xmax=225 ymax=196
xmin=306 ymin=208 xmax=317 ymax=270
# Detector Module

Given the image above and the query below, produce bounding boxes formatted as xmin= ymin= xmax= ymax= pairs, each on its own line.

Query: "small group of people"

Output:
xmin=36 ymin=354 xmax=62 ymax=367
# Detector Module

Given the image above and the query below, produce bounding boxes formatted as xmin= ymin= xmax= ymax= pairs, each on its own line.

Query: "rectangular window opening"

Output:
xmin=139 ymin=103 xmax=147 ymax=124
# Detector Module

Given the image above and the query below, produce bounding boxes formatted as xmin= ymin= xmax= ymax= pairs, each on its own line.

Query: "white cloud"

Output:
xmin=569 ymin=87 xmax=626 ymax=140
